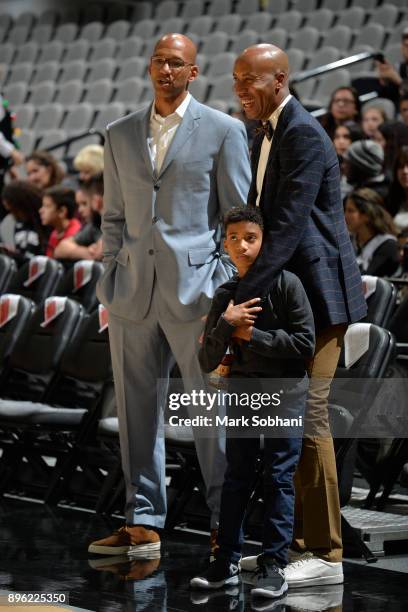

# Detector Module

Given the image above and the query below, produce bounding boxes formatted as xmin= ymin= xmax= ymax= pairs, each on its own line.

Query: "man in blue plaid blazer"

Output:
xmin=233 ymin=45 xmax=366 ymax=588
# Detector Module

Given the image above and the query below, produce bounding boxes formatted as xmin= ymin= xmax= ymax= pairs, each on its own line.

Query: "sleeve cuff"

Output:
xmin=215 ymin=314 xmax=235 ymax=339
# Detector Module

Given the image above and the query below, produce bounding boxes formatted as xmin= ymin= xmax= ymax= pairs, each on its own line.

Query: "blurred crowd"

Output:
xmin=0 ymin=141 xmax=104 ymax=266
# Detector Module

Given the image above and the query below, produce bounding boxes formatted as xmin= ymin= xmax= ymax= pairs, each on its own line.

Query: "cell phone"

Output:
xmin=374 ymin=53 xmax=386 ymax=64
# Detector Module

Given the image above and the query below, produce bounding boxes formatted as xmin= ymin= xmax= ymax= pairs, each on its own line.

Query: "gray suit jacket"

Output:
xmin=96 ymin=96 xmax=251 ymax=322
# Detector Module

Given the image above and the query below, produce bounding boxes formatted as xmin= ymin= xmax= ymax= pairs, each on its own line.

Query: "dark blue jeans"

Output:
xmin=216 ymin=433 xmax=303 ymax=567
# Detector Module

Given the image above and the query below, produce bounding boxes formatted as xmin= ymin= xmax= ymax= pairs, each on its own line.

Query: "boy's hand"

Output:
xmin=223 ymin=298 xmax=262 ymax=327
xmin=232 ymin=325 xmax=253 ymax=341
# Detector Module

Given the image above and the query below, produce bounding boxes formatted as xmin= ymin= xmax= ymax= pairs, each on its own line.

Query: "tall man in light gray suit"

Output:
xmin=89 ymin=34 xmax=251 ymax=556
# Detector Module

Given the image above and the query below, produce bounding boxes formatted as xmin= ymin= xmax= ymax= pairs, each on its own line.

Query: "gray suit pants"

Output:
xmin=108 ymin=286 xmax=226 ymax=529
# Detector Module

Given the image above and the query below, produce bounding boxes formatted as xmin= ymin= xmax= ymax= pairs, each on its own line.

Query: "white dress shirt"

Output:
xmin=148 ymin=92 xmax=191 ymax=173
xmin=255 ymin=94 xmax=292 ymax=207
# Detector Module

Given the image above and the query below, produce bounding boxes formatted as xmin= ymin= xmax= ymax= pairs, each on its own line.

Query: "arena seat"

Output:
xmin=0 ymin=255 xmax=18 ymax=294
xmin=55 ymin=80 xmax=83 ymax=106
xmin=0 ymin=295 xmax=35 ymax=386
xmin=29 ymin=81 xmax=55 ymax=106
xmin=337 ymin=6 xmax=366 ymax=30
xmin=4 ymin=83 xmax=27 ymax=107
xmin=216 ymin=14 xmax=243 ymax=36
xmin=88 ymin=38 xmax=116 ymax=63
xmin=244 ymin=12 xmax=274 ymax=34
xmin=80 ymin=21 xmax=104 ymax=43
xmin=361 ymin=275 xmax=397 ymax=328
xmin=230 ymin=30 xmax=259 ymax=55
xmin=0 ymin=308 xmax=111 ymax=503
xmin=8 ymin=256 xmax=64 ymax=304
xmin=116 ymin=36 xmax=144 ymax=63
xmin=55 ymin=260 xmax=104 ymax=313
xmin=207 ymin=0 xmax=233 ymax=17
xmin=83 ymin=79 xmax=113 ymax=107
xmin=181 ymin=0 xmax=205 ymax=20
xmin=105 ymin=20 xmax=131 ymax=41
xmin=31 ymin=61 xmax=60 ymax=86
xmin=0 ymin=297 xmax=83 ymax=402
xmin=274 ymin=11 xmax=303 ymax=32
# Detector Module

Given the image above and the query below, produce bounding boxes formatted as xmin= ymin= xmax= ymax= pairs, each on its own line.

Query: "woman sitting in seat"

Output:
xmin=344 ymin=187 xmax=400 ymax=277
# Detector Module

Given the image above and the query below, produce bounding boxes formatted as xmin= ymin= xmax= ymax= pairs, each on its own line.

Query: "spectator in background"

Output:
xmin=344 ymin=139 xmax=389 ymax=202
xmin=388 ymin=146 xmax=408 ymax=228
xmin=333 ymin=122 xmax=365 ymax=200
xmin=39 ymin=186 xmax=82 ymax=258
xmin=54 ymin=173 xmax=103 ymax=261
xmin=400 ymin=90 xmax=408 ymax=126
xmin=73 ymin=144 xmax=104 ymax=182
xmin=375 ymin=27 xmax=408 ymax=104
xmin=362 ymin=106 xmax=387 ymax=139
xmin=0 ymin=180 xmax=47 ymax=260
xmin=26 ymin=150 xmax=65 ymax=191
xmin=320 ymin=86 xmax=361 ymax=140
xmin=374 ymin=120 xmax=408 ymax=178
xmin=75 ymin=183 xmax=93 ymax=225
xmin=333 ymin=121 xmax=364 ymax=159
xmin=345 ymin=187 xmax=400 ymax=277
xmin=0 ymin=93 xmax=24 ymax=197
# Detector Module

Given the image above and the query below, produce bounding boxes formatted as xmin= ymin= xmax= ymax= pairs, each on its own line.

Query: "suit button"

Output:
xmin=152 ymin=216 xmax=159 ymax=224
xmin=148 ymin=249 xmax=154 ymax=255
xmin=154 ymin=184 xmax=160 ymax=191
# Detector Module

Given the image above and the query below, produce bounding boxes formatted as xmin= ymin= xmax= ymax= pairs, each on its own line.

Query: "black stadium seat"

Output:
xmin=8 ymin=256 xmax=64 ymax=304
xmin=55 ymin=260 xmax=104 ymax=312
xmin=0 ymin=296 xmax=83 ymax=402
xmin=0 ymin=254 xmax=17 ymax=294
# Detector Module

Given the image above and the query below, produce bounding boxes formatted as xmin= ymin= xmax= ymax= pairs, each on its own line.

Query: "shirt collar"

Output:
xmin=268 ymin=94 xmax=292 ymax=131
xmin=151 ymin=92 xmax=192 ymax=123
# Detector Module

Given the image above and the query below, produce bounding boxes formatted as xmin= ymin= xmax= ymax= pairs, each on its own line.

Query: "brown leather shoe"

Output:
xmin=88 ymin=525 xmax=160 ymax=556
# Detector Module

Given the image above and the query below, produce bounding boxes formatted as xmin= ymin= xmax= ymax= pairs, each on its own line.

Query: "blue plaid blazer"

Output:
xmin=235 ymin=96 xmax=367 ymax=331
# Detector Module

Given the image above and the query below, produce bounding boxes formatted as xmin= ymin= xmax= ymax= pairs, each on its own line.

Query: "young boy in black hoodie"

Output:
xmin=190 ymin=207 xmax=315 ymax=601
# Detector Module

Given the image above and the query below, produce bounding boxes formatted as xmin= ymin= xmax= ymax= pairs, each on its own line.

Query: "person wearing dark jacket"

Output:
xmin=191 ymin=207 xmax=315 ymax=601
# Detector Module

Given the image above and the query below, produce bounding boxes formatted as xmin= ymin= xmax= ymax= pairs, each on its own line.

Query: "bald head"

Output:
xmin=153 ymin=34 xmax=197 ymax=64
xmin=238 ymin=44 xmax=289 ymax=78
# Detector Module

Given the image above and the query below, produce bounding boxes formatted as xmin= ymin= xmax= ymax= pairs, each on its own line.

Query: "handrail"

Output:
xmin=291 ymin=51 xmax=382 ymax=84
xmin=44 ymin=129 xmax=105 ymax=154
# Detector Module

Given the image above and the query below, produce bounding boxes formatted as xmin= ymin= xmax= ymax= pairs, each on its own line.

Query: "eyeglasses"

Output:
xmin=151 ymin=56 xmax=193 ymax=71
xmin=332 ymin=98 xmax=356 ymax=106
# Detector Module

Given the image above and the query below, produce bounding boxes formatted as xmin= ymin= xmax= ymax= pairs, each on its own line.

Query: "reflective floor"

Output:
xmin=1 ymin=498 xmax=407 ymax=612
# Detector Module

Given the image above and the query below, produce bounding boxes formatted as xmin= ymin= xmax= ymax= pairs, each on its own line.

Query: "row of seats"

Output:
xmin=1 ymin=0 xmax=406 ymax=32
xmin=0 ymin=3 xmax=406 ymax=47
xmin=1 ymin=19 xmax=403 ymax=70
xmin=0 ymin=271 xmax=402 ymax=531
xmin=10 ymin=65 xmax=358 ymax=159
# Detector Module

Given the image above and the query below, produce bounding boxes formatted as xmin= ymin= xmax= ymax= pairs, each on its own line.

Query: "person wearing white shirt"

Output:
xmin=90 ymin=34 xmax=251 ymax=559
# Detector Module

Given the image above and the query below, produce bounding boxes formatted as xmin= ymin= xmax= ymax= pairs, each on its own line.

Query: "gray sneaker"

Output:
xmin=251 ymin=561 xmax=288 ymax=599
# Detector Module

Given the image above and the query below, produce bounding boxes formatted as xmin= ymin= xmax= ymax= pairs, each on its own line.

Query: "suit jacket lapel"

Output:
xmin=157 ymin=97 xmax=201 ymax=178
xmin=134 ymin=103 xmax=155 ymax=177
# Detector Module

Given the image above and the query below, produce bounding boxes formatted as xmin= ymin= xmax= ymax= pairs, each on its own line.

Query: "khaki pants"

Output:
xmin=293 ymin=323 xmax=348 ymax=563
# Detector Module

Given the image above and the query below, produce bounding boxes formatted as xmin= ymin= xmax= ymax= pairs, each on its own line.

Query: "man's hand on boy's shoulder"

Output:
xmin=222 ymin=298 xmax=262 ymax=328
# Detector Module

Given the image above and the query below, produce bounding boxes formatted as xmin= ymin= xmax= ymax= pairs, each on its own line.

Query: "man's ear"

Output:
xmin=188 ymin=64 xmax=199 ymax=83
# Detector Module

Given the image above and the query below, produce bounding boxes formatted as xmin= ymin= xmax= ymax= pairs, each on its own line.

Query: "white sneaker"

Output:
xmin=285 ymin=553 xmax=343 ymax=588
xmin=241 ymin=549 xmax=305 ymax=572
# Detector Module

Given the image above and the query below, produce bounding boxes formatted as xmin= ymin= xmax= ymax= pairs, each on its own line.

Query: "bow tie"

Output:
xmin=256 ymin=120 xmax=274 ymax=141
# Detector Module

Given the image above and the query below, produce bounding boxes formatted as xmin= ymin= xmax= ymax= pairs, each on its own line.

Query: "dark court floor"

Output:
xmin=1 ymin=498 xmax=408 ymax=612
